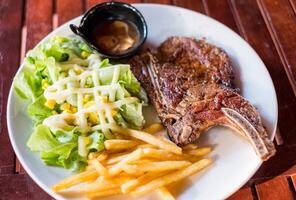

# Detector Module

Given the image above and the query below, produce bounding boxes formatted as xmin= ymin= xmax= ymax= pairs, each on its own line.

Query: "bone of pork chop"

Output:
xmin=129 ymin=37 xmax=275 ymax=161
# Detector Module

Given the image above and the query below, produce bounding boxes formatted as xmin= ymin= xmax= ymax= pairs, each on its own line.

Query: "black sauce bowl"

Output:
xmin=70 ymin=2 xmax=147 ymax=59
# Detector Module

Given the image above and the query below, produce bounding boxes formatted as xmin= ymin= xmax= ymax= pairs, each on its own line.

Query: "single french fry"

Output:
xmin=122 ymin=166 xmax=145 ymax=176
xmin=123 ymin=161 xmax=191 ymax=173
xmin=88 ymin=152 xmax=97 ymax=160
xmin=130 ymin=159 xmax=157 ymax=164
xmin=143 ymin=123 xmax=164 ymax=134
xmin=88 ymin=151 xmax=108 ymax=161
xmin=96 ymin=151 xmax=108 ymax=161
xmin=137 ymin=144 xmax=158 ymax=149
xmin=108 ymin=148 xmax=143 ymax=176
xmin=156 ymin=135 xmax=175 ymax=145
xmin=132 ymin=159 xmax=213 ymax=196
xmin=142 ymin=148 xmax=196 ymax=162
xmin=112 ymin=126 xmax=182 ymax=155
xmin=104 ymin=139 xmax=140 ymax=151
xmin=55 ymin=190 xmax=85 ymax=198
xmin=86 ymin=165 xmax=95 ymax=171
xmin=52 ymin=169 xmax=98 ymax=192
xmin=182 ymin=144 xmax=198 ymax=150
xmin=86 ymin=188 xmax=122 ymax=198
xmin=76 ymin=176 xmax=132 ymax=193
xmin=184 ymin=147 xmax=212 ymax=157
xmin=91 ymin=159 xmax=109 ymax=176
xmin=158 ymin=187 xmax=176 ymax=200
xmin=106 ymin=152 xmax=130 ymax=165
xmin=121 ymin=171 xmax=168 ymax=193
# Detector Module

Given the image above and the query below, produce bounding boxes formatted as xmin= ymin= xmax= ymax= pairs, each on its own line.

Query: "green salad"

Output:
xmin=14 ymin=36 xmax=147 ymax=171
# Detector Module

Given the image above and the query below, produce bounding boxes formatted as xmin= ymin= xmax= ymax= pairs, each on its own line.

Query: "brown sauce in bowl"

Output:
xmin=92 ymin=20 xmax=140 ymax=54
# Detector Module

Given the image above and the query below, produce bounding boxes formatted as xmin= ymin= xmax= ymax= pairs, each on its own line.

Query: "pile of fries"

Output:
xmin=52 ymin=123 xmax=213 ymax=199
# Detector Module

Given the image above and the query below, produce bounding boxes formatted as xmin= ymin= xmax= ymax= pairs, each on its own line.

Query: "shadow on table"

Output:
xmin=251 ymin=145 xmax=296 ymax=182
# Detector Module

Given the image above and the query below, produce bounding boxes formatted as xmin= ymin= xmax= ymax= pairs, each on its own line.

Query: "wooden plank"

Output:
xmin=227 ymin=187 xmax=254 ymax=200
xmin=143 ymin=0 xmax=171 ymax=4
xmin=173 ymin=0 xmax=205 ymax=13
xmin=0 ymin=174 xmax=28 ymax=200
xmin=230 ymin=0 xmax=296 ymax=147
xmin=256 ymin=176 xmax=294 ymax=200
xmin=254 ymin=145 xmax=296 ymax=179
xmin=0 ymin=0 xmax=23 ymax=175
xmin=202 ymin=0 xmax=238 ymax=32
xmin=25 ymin=0 xmax=53 ymax=50
xmin=0 ymin=174 xmax=52 ymax=200
xmin=257 ymin=0 xmax=296 ymax=95
xmin=86 ymin=0 xmax=142 ymax=10
xmin=291 ymin=175 xmax=296 ymax=191
xmin=56 ymin=0 xmax=84 ymax=26
xmin=289 ymin=0 xmax=296 ymax=14
xmin=25 ymin=175 xmax=52 ymax=200
xmin=15 ymin=0 xmax=54 ymax=173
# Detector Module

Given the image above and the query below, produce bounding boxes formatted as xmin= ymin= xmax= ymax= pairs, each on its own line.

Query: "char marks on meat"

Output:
xmin=129 ymin=37 xmax=275 ymax=161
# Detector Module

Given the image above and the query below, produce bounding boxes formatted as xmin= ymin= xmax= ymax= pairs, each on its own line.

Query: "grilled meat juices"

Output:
xmin=129 ymin=37 xmax=275 ymax=161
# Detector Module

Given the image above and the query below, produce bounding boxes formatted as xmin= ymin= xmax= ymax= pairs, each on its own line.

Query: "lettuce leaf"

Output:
xmin=27 ymin=95 xmax=53 ymax=124
xmin=27 ymin=125 xmax=60 ymax=151
xmin=119 ymin=103 xmax=145 ymax=129
xmin=97 ymin=64 xmax=142 ymax=98
xmin=13 ymin=69 xmax=43 ymax=101
xmin=27 ymin=125 xmax=87 ymax=171
xmin=87 ymin=131 xmax=105 ymax=152
xmin=119 ymin=68 xmax=141 ymax=96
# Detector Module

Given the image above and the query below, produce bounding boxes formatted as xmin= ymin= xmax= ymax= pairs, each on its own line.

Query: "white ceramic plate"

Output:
xmin=7 ymin=4 xmax=278 ymax=200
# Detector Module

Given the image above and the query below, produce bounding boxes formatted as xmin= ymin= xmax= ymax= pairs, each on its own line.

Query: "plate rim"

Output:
xmin=6 ymin=3 xmax=278 ymax=200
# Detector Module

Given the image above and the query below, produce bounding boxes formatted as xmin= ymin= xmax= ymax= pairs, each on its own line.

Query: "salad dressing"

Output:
xmin=43 ymin=65 xmax=139 ymax=134
xmin=92 ymin=20 xmax=140 ymax=54
xmin=15 ymin=36 xmax=145 ymax=170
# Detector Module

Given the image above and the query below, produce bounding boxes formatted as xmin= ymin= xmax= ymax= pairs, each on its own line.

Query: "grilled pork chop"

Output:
xmin=129 ymin=37 xmax=276 ymax=161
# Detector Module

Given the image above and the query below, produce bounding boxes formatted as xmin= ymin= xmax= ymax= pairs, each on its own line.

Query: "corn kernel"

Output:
xmin=61 ymin=103 xmax=71 ymax=112
xmin=42 ymin=79 xmax=50 ymax=90
xmin=100 ymin=96 xmax=108 ymax=103
xmin=84 ymin=137 xmax=92 ymax=145
xmin=89 ymin=112 xmax=99 ymax=124
xmin=74 ymin=65 xmax=83 ymax=75
xmin=111 ymin=110 xmax=117 ymax=116
xmin=71 ymin=106 xmax=78 ymax=113
xmin=83 ymin=95 xmax=91 ymax=103
xmin=45 ymin=99 xmax=56 ymax=109
xmin=84 ymin=101 xmax=95 ymax=108
xmin=81 ymin=51 xmax=89 ymax=59
xmin=64 ymin=116 xmax=76 ymax=125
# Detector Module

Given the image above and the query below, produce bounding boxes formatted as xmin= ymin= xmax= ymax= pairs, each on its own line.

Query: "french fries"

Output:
xmin=52 ymin=169 xmax=98 ymax=192
xmin=132 ymin=159 xmax=213 ymax=196
xmin=121 ymin=172 xmax=168 ymax=193
xmin=183 ymin=143 xmax=198 ymax=150
xmin=112 ymin=125 xmax=182 ymax=155
xmin=104 ymin=139 xmax=140 ymax=151
xmin=143 ymin=123 xmax=164 ymax=134
xmin=105 ymin=152 xmax=130 ymax=165
xmin=87 ymin=188 xmax=122 ymax=198
xmin=184 ymin=147 xmax=212 ymax=156
xmin=108 ymin=148 xmax=143 ymax=176
xmin=77 ymin=176 xmax=132 ymax=194
xmin=123 ymin=161 xmax=191 ymax=173
xmin=158 ymin=187 xmax=176 ymax=200
xmin=52 ymin=123 xmax=213 ymax=200
xmin=91 ymin=159 xmax=108 ymax=176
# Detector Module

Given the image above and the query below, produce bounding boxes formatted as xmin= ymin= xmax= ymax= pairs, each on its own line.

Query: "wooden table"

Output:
xmin=1 ymin=0 xmax=296 ymax=199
